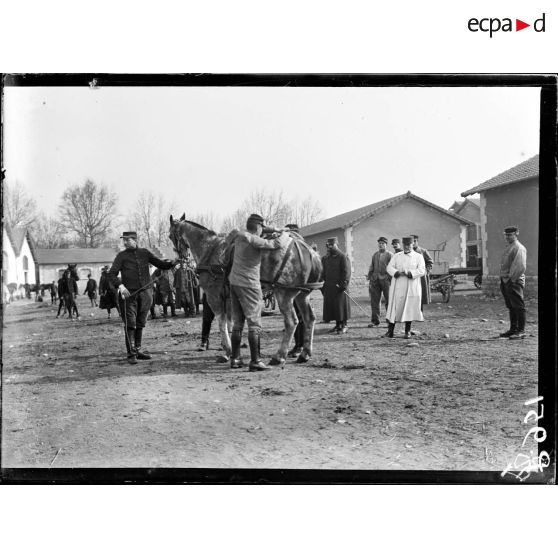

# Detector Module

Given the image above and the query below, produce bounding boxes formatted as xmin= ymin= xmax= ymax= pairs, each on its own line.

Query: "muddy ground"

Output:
xmin=1 ymin=288 xmax=539 ymax=474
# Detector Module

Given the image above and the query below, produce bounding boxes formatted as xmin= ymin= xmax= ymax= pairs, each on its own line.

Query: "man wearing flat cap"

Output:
xmin=385 ymin=236 xmax=425 ymax=338
xmin=367 ymin=236 xmax=393 ymax=327
xmin=499 ymin=226 xmax=527 ymax=339
xmin=228 ymin=213 xmax=287 ymax=371
xmin=321 ymin=237 xmax=351 ymax=334
xmin=108 ymin=231 xmax=178 ymax=364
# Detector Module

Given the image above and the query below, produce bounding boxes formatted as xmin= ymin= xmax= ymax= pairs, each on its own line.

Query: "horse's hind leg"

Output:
xmin=294 ymin=291 xmax=316 ymax=363
xmin=269 ymin=288 xmax=298 ymax=366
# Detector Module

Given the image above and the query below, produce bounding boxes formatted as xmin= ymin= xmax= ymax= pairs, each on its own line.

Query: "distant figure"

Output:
xmin=50 ymin=281 xmax=57 ymax=304
xmin=367 ymin=236 xmax=393 ymax=327
xmin=99 ymin=266 xmax=119 ymax=318
xmin=154 ymin=268 xmax=177 ymax=317
xmin=499 ymin=226 xmax=527 ymax=340
xmin=385 ymin=237 xmax=425 ymax=339
xmin=174 ymin=252 xmax=198 ymax=317
xmin=84 ymin=274 xmax=98 ymax=307
xmin=321 ymin=237 xmax=351 ymax=334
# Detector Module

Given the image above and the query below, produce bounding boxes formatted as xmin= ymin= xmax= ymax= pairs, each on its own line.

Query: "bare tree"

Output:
xmin=127 ymin=191 xmax=178 ymax=248
xmin=29 ymin=212 xmax=68 ymax=248
xmin=220 ymin=188 xmax=324 ymax=232
xmin=3 ymin=180 xmax=38 ymax=229
xmin=59 ymin=179 xmax=118 ymax=248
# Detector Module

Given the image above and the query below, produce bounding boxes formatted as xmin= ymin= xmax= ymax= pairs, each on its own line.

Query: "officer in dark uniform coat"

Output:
xmin=321 ymin=237 xmax=351 ymax=333
xmin=108 ymin=231 xmax=178 ymax=364
xmin=411 ymin=234 xmax=433 ymax=310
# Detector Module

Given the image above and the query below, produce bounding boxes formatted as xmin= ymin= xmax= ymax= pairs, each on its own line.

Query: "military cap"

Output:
xmin=402 ymin=236 xmax=413 ymax=245
xmin=391 ymin=238 xmax=401 ymax=244
xmin=326 ymin=237 xmax=338 ymax=245
xmin=120 ymin=231 xmax=138 ymax=239
xmin=247 ymin=213 xmax=265 ymax=225
xmin=411 ymin=234 xmax=419 ymax=240
xmin=284 ymin=223 xmax=300 ymax=232
xmin=504 ymin=226 xmax=519 ymax=234
xmin=377 ymin=236 xmax=388 ymax=243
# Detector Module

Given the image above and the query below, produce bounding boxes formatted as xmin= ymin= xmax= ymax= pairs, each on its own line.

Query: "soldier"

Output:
xmin=83 ymin=273 xmax=98 ymax=307
xmin=391 ymin=238 xmax=402 ymax=253
xmin=228 ymin=213 xmax=286 ymax=371
xmin=321 ymin=237 xmax=351 ymax=334
xmin=367 ymin=236 xmax=393 ymax=327
xmin=108 ymin=231 xmax=178 ymax=364
xmin=499 ymin=226 xmax=527 ymax=339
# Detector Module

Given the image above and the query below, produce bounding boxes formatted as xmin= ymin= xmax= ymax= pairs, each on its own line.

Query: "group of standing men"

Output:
xmin=320 ymin=234 xmax=432 ymax=339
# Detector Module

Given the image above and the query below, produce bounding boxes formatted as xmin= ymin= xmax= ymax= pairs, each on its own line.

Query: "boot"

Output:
xmin=500 ymin=309 xmax=517 ymax=337
xmin=135 ymin=328 xmax=152 ymax=359
xmin=509 ymin=309 xmax=526 ymax=339
xmin=384 ymin=322 xmax=395 ymax=338
xmin=170 ymin=302 xmax=177 ymax=317
xmin=125 ymin=329 xmax=138 ymax=364
xmin=230 ymin=330 xmax=244 ymax=368
xmin=404 ymin=322 xmax=412 ymax=339
xmin=248 ymin=329 xmax=269 ymax=371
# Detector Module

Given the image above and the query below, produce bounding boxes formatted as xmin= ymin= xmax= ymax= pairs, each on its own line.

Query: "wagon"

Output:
xmin=430 ymin=273 xmax=455 ymax=303
xmin=448 ymin=266 xmax=483 ymax=289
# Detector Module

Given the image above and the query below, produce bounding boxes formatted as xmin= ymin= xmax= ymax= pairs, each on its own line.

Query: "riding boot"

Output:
xmin=501 ymin=309 xmax=517 ymax=337
xmin=135 ymin=328 xmax=152 ymax=359
xmin=404 ymin=321 xmax=412 ymax=339
xmin=125 ymin=328 xmax=137 ymax=364
xmin=248 ymin=329 xmax=269 ymax=371
xmin=510 ymin=309 xmax=526 ymax=339
xmin=170 ymin=301 xmax=177 ymax=317
xmin=230 ymin=330 xmax=243 ymax=368
xmin=384 ymin=322 xmax=395 ymax=338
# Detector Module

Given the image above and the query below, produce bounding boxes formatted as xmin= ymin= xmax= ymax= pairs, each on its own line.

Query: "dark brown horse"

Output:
xmin=57 ymin=267 xmax=79 ymax=319
xmin=169 ymin=214 xmax=323 ymax=365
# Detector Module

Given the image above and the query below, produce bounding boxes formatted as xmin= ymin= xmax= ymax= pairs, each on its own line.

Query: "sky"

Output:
xmin=3 ymin=85 xmax=541 ymax=226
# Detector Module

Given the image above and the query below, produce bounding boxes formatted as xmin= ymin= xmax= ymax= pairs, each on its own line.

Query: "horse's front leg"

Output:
xmin=294 ymin=291 xmax=316 ymax=363
xmin=269 ymin=288 xmax=298 ymax=366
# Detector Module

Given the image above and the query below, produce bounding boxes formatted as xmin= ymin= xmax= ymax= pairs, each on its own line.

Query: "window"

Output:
xmin=23 ymin=255 xmax=29 ymax=270
xmin=79 ymin=267 xmax=92 ymax=279
xmin=466 ymin=224 xmax=477 ymax=242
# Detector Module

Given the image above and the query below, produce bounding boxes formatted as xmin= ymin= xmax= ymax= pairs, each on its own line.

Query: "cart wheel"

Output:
xmin=441 ymin=285 xmax=451 ymax=303
xmin=474 ymin=274 xmax=482 ymax=289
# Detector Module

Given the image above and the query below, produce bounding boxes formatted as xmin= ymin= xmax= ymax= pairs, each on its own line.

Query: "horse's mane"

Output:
xmin=180 ymin=219 xmax=217 ymax=236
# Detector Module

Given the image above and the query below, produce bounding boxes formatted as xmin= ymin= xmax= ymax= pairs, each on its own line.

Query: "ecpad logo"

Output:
xmin=468 ymin=13 xmax=546 ymax=37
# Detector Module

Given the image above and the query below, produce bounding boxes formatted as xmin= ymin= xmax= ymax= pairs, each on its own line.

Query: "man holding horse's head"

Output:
xmin=108 ymin=231 xmax=179 ymax=364
xmin=228 ymin=213 xmax=286 ymax=371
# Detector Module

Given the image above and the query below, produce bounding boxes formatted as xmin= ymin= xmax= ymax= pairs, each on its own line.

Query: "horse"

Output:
xmin=57 ymin=267 xmax=80 ymax=319
xmin=169 ymin=214 xmax=323 ymax=365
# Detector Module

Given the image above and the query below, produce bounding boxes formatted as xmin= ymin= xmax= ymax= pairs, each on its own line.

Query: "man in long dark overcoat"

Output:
xmin=411 ymin=234 xmax=433 ymax=311
xmin=321 ymin=237 xmax=351 ymax=334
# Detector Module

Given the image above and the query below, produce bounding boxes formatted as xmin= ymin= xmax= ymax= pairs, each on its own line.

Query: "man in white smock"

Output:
xmin=384 ymin=236 xmax=425 ymax=339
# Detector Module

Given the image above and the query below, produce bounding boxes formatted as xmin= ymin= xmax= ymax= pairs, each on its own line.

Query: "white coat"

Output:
xmin=386 ymin=250 xmax=425 ymax=323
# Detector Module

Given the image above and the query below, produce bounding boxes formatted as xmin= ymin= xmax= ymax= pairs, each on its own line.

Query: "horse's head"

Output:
xmin=169 ymin=213 xmax=190 ymax=258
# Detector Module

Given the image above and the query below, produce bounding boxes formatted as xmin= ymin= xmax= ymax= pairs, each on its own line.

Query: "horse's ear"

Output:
xmin=170 ymin=214 xmax=174 ymax=225
xmin=180 ymin=213 xmax=186 ymax=221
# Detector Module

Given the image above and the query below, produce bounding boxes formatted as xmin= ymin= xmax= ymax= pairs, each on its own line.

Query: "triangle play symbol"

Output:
xmin=516 ymin=19 xmax=530 ymax=31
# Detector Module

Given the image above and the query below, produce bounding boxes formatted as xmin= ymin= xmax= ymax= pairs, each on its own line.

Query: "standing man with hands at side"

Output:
xmin=108 ymin=231 xmax=179 ymax=364
xmin=367 ymin=236 xmax=392 ymax=327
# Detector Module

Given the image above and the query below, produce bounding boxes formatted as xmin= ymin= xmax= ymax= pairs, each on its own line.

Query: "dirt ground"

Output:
xmin=1 ymin=288 xmax=539 ymax=474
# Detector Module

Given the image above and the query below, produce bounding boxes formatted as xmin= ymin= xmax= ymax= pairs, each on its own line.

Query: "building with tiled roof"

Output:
xmin=461 ymin=154 xmax=539 ymax=296
xmin=34 ymin=248 xmax=119 ymax=287
xmin=300 ymin=191 xmax=473 ymax=289
xmin=2 ymin=225 xmax=38 ymax=287
xmin=449 ymin=198 xmax=482 ymax=268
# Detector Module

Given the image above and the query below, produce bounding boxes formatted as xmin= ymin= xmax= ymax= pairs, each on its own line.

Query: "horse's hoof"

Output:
xmin=296 ymin=354 xmax=310 ymax=364
xmin=268 ymin=356 xmax=285 ymax=366
xmin=216 ymin=355 xmax=230 ymax=363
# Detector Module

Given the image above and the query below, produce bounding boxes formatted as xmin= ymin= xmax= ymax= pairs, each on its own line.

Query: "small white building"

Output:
xmin=35 ymin=248 xmax=118 ymax=290
xmin=2 ymin=225 xmax=38 ymax=287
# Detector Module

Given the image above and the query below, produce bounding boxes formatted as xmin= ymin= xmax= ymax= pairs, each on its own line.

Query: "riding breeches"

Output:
xmin=230 ymin=285 xmax=263 ymax=332
xmin=119 ymin=290 xmax=153 ymax=329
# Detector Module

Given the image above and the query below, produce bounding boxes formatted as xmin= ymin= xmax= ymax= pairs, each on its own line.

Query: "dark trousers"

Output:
xmin=500 ymin=279 xmax=526 ymax=331
xmin=369 ymin=278 xmax=390 ymax=324
xmin=293 ymin=302 xmax=304 ymax=348
xmin=119 ymin=290 xmax=153 ymax=352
